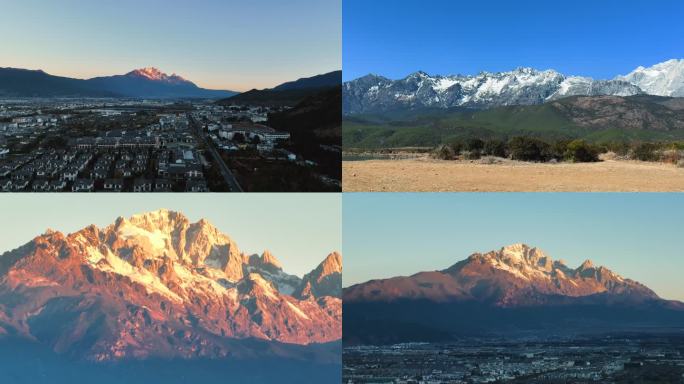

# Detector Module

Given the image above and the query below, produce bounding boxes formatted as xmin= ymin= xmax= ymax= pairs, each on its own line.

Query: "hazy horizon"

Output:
xmin=0 ymin=194 xmax=341 ymax=278
xmin=1 ymin=0 xmax=341 ymax=91
xmin=343 ymin=193 xmax=684 ymax=301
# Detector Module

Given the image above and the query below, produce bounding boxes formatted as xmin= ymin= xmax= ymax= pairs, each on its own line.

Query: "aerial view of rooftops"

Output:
xmin=0 ymin=0 xmax=341 ymax=192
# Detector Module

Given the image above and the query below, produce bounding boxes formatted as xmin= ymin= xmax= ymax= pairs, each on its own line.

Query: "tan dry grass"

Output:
xmin=343 ymin=157 xmax=684 ymax=192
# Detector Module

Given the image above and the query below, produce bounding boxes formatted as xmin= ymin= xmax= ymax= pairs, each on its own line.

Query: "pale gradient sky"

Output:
xmin=343 ymin=193 xmax=684 ymax=302
xmin=0 ymin=0 xmax=341 ymax=91
xmin=0 ymin=194 xmax=340 ymax=277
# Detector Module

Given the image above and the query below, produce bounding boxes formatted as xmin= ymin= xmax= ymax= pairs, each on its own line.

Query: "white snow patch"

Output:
xmin=173 ymin=263 xmax=227 ymax=296
xmin=94 ymin=249 xmax=182 ymax=302
xmin=118 ymin=224 xmax=168 ymax=250
xmin=286 ymin=301 xmax=310 ymax=320
xmin=249 ymin=273 xmax=278 ymax=300
xmin=87 ymin=246 xmax=105 ymax=264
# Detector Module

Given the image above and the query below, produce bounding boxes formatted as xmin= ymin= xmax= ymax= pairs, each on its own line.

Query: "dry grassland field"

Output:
xmin=343 ymin=156 xmax=684 ymax=192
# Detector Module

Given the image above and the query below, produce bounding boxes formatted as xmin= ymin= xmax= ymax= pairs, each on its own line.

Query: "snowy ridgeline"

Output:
xmin=343 ymin=59 xmax=684 ymax=113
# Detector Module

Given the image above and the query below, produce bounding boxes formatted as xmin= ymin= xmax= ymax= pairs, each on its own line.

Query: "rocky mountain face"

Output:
xmin=126 ymin=67 xmax=189 ymax=84
xmin=0 ymin=209 xmax=341 ymax=361
xmin=86 ymin=67 xmax=237 ymax=99
xmin=343 ymin=68 xmax=642 ymax=114
xmin=343 ymin=244 xmax=684 ymax=344
xmin=343 ymin=59 xmax=684 ymax=114
xmin=344 ymin=244 xmax=656 ymax=306
xmin=295 ymin=251 xmax=342 ymax=299
xmin=617 ymin=59 xmax=684 ymax=97
xmin=550 ymin=95 xmax=684 ymax=132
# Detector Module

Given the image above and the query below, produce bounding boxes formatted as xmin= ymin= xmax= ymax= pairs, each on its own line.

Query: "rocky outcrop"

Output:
xmin=0 ymin=209 xmax=341 ymax=361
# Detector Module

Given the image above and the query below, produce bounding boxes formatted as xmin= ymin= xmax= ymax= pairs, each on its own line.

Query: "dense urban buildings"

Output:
xmin=0 ymin=98 xmax=335 ymax=192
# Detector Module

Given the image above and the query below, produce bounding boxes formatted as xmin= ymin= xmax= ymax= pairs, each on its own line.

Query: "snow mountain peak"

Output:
xmin=343 ymin=60 xmax=684 ymax=114
xmin=617 ymin=58 xmax=684 ymax=97
xmin=345 ymin=244 xmax=658 ymax=306
xmin=126 ymin=67 xmax=188 ymax=84
xmin=0 ymin=211 xmax=341 ymax=360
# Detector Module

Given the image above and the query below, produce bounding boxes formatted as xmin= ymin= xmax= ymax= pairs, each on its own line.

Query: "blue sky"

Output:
xmin=343 ymin=0 xmax=684 ymax=81
xmin=0 ymin=194 xmax=340 ymax=278
xmin=343 ymin=193 xmax=684 ymax=301
xmin=0 ymin=0 xmax=341 ymax=91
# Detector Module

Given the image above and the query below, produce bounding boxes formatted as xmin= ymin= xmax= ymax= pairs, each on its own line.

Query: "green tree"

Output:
xmin=508 ymin=136 xmax=551 ymax=162
xmin=565 ymin=140 xmax=599 ymax=162
xmin=483 ymin=139 xmax=506 ymax=157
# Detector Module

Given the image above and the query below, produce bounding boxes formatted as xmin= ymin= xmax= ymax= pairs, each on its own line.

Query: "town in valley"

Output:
xmin=343 ymin=334 xmax=684 ymax=384
xmin=0 ymin=97 xmax=340 ymax=192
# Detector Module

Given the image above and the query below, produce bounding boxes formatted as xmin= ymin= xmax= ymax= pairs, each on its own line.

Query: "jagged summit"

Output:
xmin=260 ymin=249 xmax=283 ymax=270
xmin=295 ymin=251 xmax=342 ymax=299
xmin=579 ymin=259 xmax=595 ymax=270
xmin=320 ymin=251 xmax=342 ymax=275
xmin=617 ymin=58 xmax=684 ymax=97
xmin=345 ymin=243 xmax=658 ymax=305
xmin=345 ymin=244 xmax=684 ymax=344
xmin=126 ymin=67 xmax=188 ymax=83
xmin=0 ymin=211 xmax=341 ymax=360
xmin=342 ymin=60 xmax=684 ymax=114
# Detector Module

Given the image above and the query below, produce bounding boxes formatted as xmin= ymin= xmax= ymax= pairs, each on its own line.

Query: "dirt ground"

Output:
xmin=343 ymin=157 xmax=684 ymax=192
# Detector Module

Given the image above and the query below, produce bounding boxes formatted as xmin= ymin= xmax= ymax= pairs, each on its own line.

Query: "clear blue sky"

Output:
xmin=343 ymin=193 xmax=684 ymax=301
xmin=0 ymin=194 xmax=340 ymax=278
xmin=0 ymin=0 xmax=341 ymax=91
xmin=343 ymin=0 xmax=684 ymax=81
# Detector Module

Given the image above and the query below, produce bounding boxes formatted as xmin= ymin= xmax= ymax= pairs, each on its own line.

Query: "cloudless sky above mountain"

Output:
xmin=343 ymin=0 xmax=684 ymax=81
xmin=343 ymin=193 xmax=684 ymax=301
xmin=0 ymin=0 xmax=341 ymax=91
xmin=0 ymin=194 xmax=340 ymax=278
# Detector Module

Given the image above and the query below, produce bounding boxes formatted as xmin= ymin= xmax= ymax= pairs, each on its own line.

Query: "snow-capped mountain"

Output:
xmin=343 ymin=243 xmax=684 ymax=344
xmin=617 ymin=59 xmax=684 ymax=97
xmin=126 ymin=67 xmax=189 ymax=84
xmin=0 ymin=66 xmax=238 ymax=99
xmin=87 ymin=67 xmax=237 ymax=99
xmin=0 ymin=209 xmax=341 ymax=361
xmin=343 ymin=67 xmax=642 ymax=114
xmin=344 ymin=243 xmax=656 ymax=306
xmin=343 ymin=60 xmax=684 ymax=114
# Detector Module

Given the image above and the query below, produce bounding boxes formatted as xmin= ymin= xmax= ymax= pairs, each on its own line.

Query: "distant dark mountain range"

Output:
xmin=273 ymin=71 xmax=341 ymax=91
xmin=218 ymin=70 xmax=341 ymax=107
xmin=0 ymin=67 xmax=237 ymax=99
xmin=343 ymin=244 xmax=684 ymax=345
xmin=0 ymin=67 xmax=118 ymax=98
xmin=268 ymin=85 xmax=342 ymax=145
xmin=344 ymin=94 xmax=684 ymax=148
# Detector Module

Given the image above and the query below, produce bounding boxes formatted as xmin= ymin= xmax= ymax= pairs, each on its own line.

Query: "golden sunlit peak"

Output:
xmin=127 ymin=67 xmax=186 ymax=82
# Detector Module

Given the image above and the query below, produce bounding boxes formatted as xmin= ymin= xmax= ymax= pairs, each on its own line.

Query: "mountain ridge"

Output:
xmin=344 ymin=243 xmax=658 ymax=306
xmin=0 ymin=209 xmax=341 ymax=361
xmin=218 ymin=70 xmax=341 ymax=107
xmin=343 ymin=243 xmax=684 ymax=345
xmin=0 ymin=67 xmax=237 ymax=99
xmin=343 ymin=59 xmax=684 ymax=114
